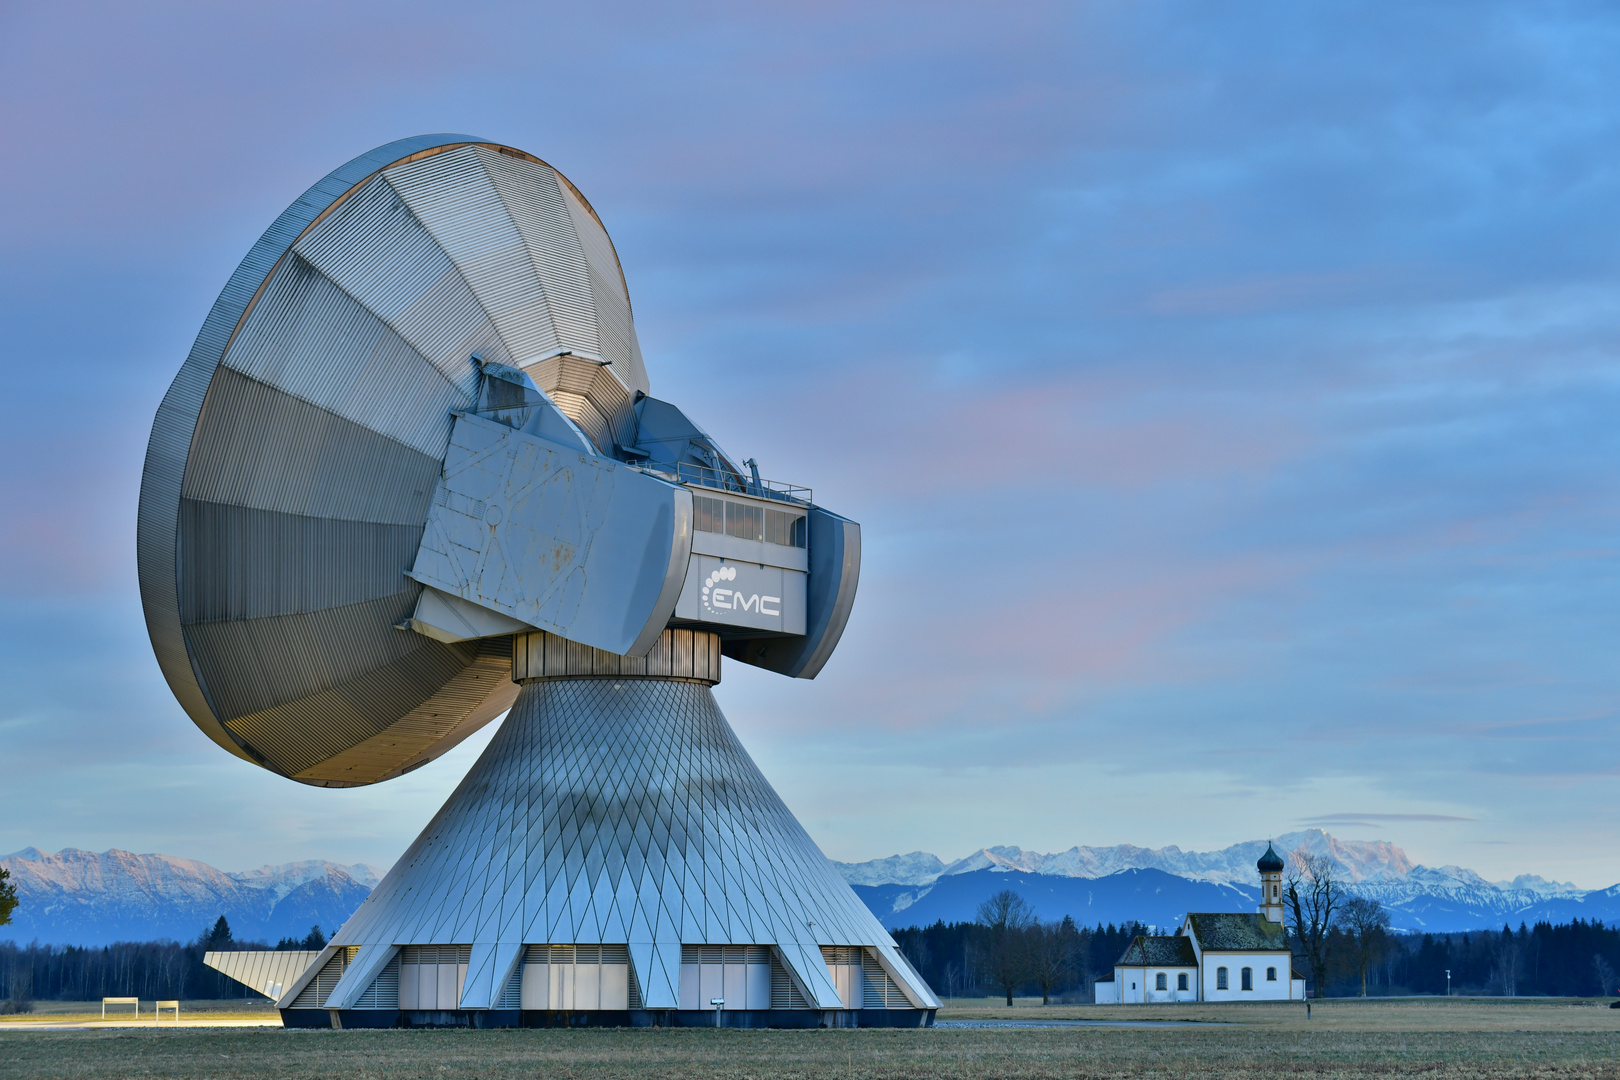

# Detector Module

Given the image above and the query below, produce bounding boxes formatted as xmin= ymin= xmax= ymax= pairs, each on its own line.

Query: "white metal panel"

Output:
xmin=699 ymin=962 xmax=723 ymax=1009
xmin=294 ymin=172 xmax=508 ymax=389
xmin=559 ymin=179 xmax=647 ymax=396
xmin=477 ymin=149 xmax=599 ymax=357
xmin=600 ymin=963 xmax=629 ymax=1010
xmin=723 ymin=964 xmax=747 ymax=1011
xmin=576 ymin=961 xmax=601 ymax=1009
xmin=520 ymin=958 xmax=550 ymax=1010
xmin=552 ymin=959 xmax=575 ymax=1009
xmin=384 ymin=146 xmax=563 ymax=366
xmin=678 ymin=958 xmax=700 ymax=1010
xmin=747 ymin=962 xmax=771 ymax=1010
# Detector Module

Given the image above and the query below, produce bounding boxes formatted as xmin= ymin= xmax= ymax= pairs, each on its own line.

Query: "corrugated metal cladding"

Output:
xmin=519 ymin=353 xmax=633 ymax=454
xmin=142 ymin=134 xmax=661 ymax=786
xmin=139 ymin=134 xmax=478 ymax=766
xmin=512 ymin=628 xmax=720 ymax=684
xmin=324 ymin=677 xmax=938 ymax=1013
xmin=291 ymin=948 xmax=360 ymax=1008
xmin=203 ymin=950 xmax=321 ymax=1000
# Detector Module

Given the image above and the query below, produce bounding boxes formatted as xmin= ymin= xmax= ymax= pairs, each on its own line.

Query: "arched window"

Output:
xmin=1216 ymin=966 xmax=1228 ymax=990
xmin=1155 ymin=973 xmax=1167 ymax=991
xmin=1241 ymin=967 xmax=1253 ymax=991
xmin=1177 ymin=973 xmax=1189 ymax=991
xmin=1267 ymin=967 xmax=1277 ymax=981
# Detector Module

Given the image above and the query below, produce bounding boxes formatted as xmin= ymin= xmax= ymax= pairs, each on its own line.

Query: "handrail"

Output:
xmin=632 ymin=460 xmax=812 ymax=506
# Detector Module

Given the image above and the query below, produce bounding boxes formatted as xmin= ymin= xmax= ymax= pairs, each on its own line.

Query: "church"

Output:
xmin=1093 ymin=843 xmax=1307 ymax=1003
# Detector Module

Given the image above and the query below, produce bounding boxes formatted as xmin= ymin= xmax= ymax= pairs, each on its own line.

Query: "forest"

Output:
xmin=2 ymin=911 xmax=1617 ymax=1005
xmin=0 ymin=918 xmax=327 ymax=1009
xmin=891 ymin=902 xmax=1620 ymax=1001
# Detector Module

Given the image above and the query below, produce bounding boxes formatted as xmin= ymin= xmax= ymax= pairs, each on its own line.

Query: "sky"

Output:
xmin=1 ymin=1 xmax=1618 ymax=888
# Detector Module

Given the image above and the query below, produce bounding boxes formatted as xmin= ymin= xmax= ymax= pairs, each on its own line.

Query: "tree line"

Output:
xmin=892 ymin=890 xmax=1146 ymax=1004
xmin=0 ymin=917 xmax=329 ymax=1010
xmin=888 ymin=854 xmax=1620 ymax=1001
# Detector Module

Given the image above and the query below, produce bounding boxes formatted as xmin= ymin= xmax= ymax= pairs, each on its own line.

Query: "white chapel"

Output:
xmin=1093 ymin=842 xmax=1307 ymax=1003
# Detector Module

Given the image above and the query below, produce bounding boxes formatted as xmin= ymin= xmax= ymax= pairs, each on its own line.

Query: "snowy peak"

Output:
xmin=228 ymin=860 xmax=382 ymax=902
xmin=834 ymin=829 xmax=1583 ymax=896
xmin=833 ymin=851 xmax=945 ymax=887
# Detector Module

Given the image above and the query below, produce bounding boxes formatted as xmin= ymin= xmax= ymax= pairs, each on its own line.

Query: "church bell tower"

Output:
xmin=1257 ymin=841 xmax=1286 ymax=924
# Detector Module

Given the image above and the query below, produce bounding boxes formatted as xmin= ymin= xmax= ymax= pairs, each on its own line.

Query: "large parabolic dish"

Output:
xmin=138 ymin=136 xmax=855 ymax=788
xmin=153 ymin=137 xmax=932 ymax=1027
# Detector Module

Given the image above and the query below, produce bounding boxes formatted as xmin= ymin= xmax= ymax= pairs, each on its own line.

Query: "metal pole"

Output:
xmin=711 ymin=997 xmax=724 ymax=1028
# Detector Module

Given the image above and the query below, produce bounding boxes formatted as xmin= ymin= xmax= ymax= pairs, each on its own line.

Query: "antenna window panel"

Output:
xmin=689 ymin=493 xmax=808 ymax=572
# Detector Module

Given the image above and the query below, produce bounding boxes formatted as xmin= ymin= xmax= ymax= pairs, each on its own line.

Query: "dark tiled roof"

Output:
xmin=1185 ymin=912 xmax=1289 ymax=951
xmin=1115 ymin=935 xmax=1197 ymax=967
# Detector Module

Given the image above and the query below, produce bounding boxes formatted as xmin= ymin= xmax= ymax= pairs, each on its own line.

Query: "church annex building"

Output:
xmin=1093 ymin=843 xmax=1307 ymax=1003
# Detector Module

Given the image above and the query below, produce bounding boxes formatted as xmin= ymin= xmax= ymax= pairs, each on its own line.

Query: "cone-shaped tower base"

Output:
xmin=278 ymin=634 xmax=936 ymax=1028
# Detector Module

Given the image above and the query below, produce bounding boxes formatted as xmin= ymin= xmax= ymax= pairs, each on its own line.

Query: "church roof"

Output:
xmin=1185 ymin=912 xmax=1290 ymax=951
xmin=1115 ymin=935 xmax=1198 ymax=967
xmin=1257 ymin=842 xmax=1286 ymax=873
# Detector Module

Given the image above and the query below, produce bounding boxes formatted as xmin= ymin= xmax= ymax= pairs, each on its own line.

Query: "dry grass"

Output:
xmin=0 ymin=998 xmax=1614 ymax=1078
xmin=0 ymin=999 xmax=277 ymax=1025
xmin=941 ymin=994 xmax=1620 ymax=1031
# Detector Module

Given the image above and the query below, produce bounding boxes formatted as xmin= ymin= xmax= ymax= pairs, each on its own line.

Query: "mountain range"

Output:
xmin=0 ymin=848 xmax=379 ymax=947
xmin=5 ymin=831 xmax=1617 ymax=945
xmin=835 ymin=831 xmax=1620 ymax=933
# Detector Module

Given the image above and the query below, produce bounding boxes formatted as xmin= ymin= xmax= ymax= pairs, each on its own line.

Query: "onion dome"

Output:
xmin=1257 ymin=842 xmax=1286 ymax=873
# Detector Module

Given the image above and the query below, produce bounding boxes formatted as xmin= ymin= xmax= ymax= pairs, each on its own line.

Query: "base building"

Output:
xmin=209 ymin=629 xmax=938 ymax=1028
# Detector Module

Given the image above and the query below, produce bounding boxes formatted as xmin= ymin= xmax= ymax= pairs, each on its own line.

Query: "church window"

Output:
xmin=1216 ymin=967 xmax=1228 ymax=990
xmin=1155 ymin=973 xmax=1167 ymax=991
xmin=1241 ymin=967 xmax=1253 ymax=991
xmin=1177 ymin=973 xmax=1188 ymax=991
xmin=1267 ymin=967 xmax=1277 ymax=981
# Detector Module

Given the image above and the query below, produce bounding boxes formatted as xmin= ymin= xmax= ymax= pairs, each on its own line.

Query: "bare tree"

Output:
xmin=0 ymin=868 xmax=16 ymax=927
xmin=1026 ymin=915 xmax=1081 ymax=1005
xmin=1286 ymin=851 xmax=1341 ymax=998
xmin=1337 ymin=897 xmax=1390 ymax=997
xmin=1593 ymin=954 xmax=1618 ymax=997
xmin=976 ymin=889 xmax=1035 ymax=1006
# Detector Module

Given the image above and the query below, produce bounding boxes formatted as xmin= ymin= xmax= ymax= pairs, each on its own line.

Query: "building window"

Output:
xmin=1155 ymin=973 xmax=1167 ymax=991
xmin=1241 ymin=967 xmax=1253 ymax=991
xmin=725 ymin=501 xmax=763 ymax=541
xmin=1267 ymin=967 xmax=1277 ymax=981
xmin=1177 ymin=973 xmax=1188 ymax=991
xmin=694 ymin=495 xmax=725 ymax=534
xmin=764 ymin=508 xmax=806 ymax=547
xmin=1216 ymin=967 xmax=1228 ymax=990
xmin=696 ymin=497 xmax=805 ymax=547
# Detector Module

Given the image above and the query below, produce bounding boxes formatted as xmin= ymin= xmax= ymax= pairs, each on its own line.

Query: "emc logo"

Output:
xmin=702 ymin=565 xmax=781 ymax=617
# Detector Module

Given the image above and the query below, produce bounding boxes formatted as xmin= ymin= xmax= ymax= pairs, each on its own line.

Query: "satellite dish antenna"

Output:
xmin=145 ymin=137 xmax=934 ymax=1024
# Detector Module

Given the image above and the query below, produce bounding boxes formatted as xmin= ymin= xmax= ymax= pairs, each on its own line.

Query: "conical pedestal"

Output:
xmin=278 ymin=630 xmax=937 ymax=1028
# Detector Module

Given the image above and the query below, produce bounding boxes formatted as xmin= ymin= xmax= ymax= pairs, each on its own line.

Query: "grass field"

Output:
xmin=1 ymin=997 xmax=1616 ymax=1078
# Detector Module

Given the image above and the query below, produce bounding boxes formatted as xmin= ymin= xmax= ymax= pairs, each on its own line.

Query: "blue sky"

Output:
xmin=2 ymin=1 xmax=1618 ymax=886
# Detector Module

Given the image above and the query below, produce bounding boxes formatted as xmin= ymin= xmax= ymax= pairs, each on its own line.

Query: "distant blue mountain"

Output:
xmin=0 ymin=849 xmax=378 ymax=947
xmin=855 ymin=867 xmax=1261 ymax=930
xmin=852 ymin=866 xmax=1620 ymax=934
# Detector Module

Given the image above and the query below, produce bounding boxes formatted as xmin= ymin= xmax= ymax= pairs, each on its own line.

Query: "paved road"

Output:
xmin=935 ymin=1018 xmax=1223 ymax=1029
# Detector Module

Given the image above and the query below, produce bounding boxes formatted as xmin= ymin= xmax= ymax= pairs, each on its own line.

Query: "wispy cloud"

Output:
xmin=0 ymin=1 xmax=1617 ymax=885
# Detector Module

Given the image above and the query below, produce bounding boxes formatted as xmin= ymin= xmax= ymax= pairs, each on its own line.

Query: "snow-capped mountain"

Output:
xmin=0 ymin=848 xmax=380 ymax=947
xmin=836 ymin=830 xmax=1607 ymax=933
